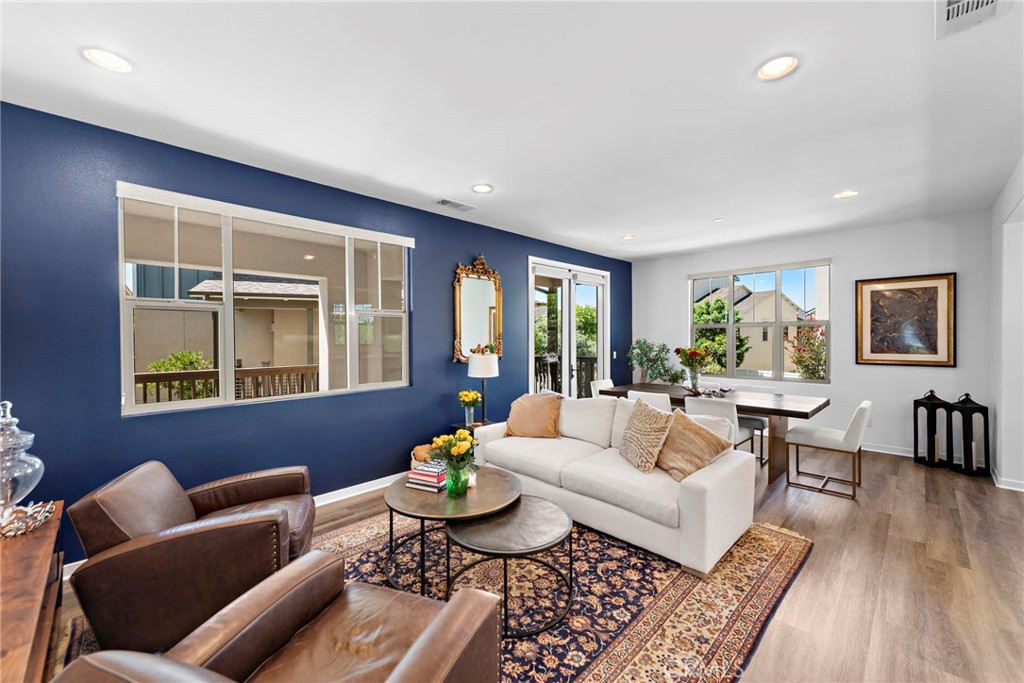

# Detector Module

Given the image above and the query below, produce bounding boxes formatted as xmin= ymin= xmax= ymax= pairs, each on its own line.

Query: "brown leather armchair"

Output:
xmin=67 ymin=461 xmax=315 ymax=652
xmin=55 ymin=551 xmax=502 ymax=683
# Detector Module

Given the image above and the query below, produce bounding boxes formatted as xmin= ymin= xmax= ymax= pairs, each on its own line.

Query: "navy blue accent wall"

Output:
xmin=0 ymin=103 xmax=632 ymax=561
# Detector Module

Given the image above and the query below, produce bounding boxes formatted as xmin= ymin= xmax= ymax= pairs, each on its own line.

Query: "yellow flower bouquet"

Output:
xmin=429 ymin=429 xmax=479 ymax=498
xmin=458 ymin=390 xmax=482 ymax=408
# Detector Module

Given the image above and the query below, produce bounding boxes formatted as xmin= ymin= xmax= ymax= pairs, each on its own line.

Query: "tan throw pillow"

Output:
xmin=619 ymin=400 xmax=674 ymax=474
xmin=657 ymin=410 xmax=733 ymax=481
xmin=506 ymin=393 xmax=563 ymax=438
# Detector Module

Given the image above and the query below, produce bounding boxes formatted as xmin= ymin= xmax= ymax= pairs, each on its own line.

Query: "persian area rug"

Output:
xmin=64 ymin=514 xmax=810 ymax=682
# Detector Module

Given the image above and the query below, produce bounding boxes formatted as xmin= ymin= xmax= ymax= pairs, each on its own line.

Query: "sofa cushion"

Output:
xmin=484 ymin=437 xmax=604 ymax=487
xmin=619 ymin=400 xmax=674 ymax=474
xmin=561 ymin=449 xmax=680 ymax=528
xmin=506 ymin=393 xmax=562 ymax=438
xmin=656 ymin=410 xmax=733 ymax=482
xmin=558 ymin=396 xmax=617 ymax=448
xmin=610 ymin=397 xmax=637 ymax=449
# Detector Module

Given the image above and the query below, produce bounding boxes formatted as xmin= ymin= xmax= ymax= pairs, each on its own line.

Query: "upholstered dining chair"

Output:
xmin=627 ymin=389 xmax=673 ymax=412
xmin=785 ymin=401 xmax=872 ymax=499
xmin=590 ymin=378 xmax=614 ymax=397
xmin=732 ymin=384 xmax=774 ymax=466
xmin=683 ymin=396 xmax=755 ymax=452
xmin=67 ymin=461 xmax=315 ymax=652
xmin=54 ymin=551 xmax=502 ymax=683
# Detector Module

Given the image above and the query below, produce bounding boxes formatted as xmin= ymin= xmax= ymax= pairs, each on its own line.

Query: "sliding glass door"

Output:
xmin=530 ymin=259 xmax=610 ymax=397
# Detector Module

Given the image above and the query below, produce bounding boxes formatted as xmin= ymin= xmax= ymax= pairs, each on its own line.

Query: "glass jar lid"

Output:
xmin=0 ymin=401 xmax=35 ymax=455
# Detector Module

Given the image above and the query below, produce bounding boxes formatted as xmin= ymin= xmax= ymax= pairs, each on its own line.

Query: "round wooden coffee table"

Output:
xmin=446 ymin=495 xmax=574 ymax=638
xmin=384 ymin=467 xmax=521 ymax=596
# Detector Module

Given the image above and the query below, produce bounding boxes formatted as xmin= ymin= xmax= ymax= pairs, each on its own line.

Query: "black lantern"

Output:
xmin=914 ymin=390 xmax=950 ymax=467
xmin=946 ymin=393 xmax=991 ymax=476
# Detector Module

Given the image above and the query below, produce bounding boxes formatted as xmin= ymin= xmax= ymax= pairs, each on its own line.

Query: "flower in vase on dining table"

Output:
xmin=674 ymin=346 xmax=710 ymax=394
xmin=428 ymin=430 xmax=479 ymax=498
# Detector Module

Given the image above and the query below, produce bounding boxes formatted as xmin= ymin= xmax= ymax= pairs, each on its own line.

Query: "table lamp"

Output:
xmin=467 ymin=354 xmax=499 ymax=424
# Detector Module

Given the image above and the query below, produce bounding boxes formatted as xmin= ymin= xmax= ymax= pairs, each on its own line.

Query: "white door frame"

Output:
xmin=527 ymin=256 xmax=612 ymax=396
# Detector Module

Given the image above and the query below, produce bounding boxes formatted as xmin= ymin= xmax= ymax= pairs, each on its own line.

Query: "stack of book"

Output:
xmin=406 ymin=460 xmax=447 ymax=492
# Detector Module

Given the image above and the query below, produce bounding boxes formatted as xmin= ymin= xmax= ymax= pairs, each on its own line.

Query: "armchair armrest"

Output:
xmin=677 ymin=450 xmax=755 ymax=576
xmin=168 ymin=551 xmax=345 ymax=682
xmin=71 ymin=510 xmax=289 ymax=653
xmin=473 ymin=422 xmax=507 ymax=465
xmin=187 ymin=466 xmax=310 ymax=517
xmin=54 ymin=651 xmax=234 ymax=683
xmin=387 ymin=588 xmax=501 ymax=683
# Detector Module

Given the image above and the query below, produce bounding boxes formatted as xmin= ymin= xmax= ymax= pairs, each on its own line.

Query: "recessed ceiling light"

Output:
xmin=712 ymin=218 xmax=725 ymax=223
xmin=621 ymin=234 xmax=636 ymax=241
xmin=82 ymin=48 xmax=134 ymax=74
xmin=832 ymin=190 xmax=860 ymax=200
xmin=756 ymin=55 xmax=799 ymax=81
xmin=471 ymin=184 xmax=494 ymax=194
xmin=303 ymin=254 xmax=316 ymax=260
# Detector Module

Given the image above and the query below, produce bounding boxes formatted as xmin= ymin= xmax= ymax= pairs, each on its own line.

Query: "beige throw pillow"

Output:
xmin=506 ymin=393 xmax=563 ymax=438
xmin=657 ymin=410 xmax=733 ymax=481
xmin=619 ymin=400 xmax=674 ymax=474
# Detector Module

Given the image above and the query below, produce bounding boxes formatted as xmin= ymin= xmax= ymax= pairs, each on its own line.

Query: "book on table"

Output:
xmin=405 ymin=480 xmax=446 ymax=492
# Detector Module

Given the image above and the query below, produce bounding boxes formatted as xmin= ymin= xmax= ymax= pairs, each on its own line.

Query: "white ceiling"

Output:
xmin=2 ymin=2 xmax=1022 ymax=260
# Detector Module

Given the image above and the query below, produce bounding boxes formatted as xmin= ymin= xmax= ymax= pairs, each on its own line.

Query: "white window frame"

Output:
xmin=118 ymin=182 xmax=414 ymax=415
xmin=689 ymin=258 xmax=831 ymax=384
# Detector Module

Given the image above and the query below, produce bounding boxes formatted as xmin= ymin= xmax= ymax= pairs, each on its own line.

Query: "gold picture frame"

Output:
xmin=855 ymin=272 xmax=956 ymax=367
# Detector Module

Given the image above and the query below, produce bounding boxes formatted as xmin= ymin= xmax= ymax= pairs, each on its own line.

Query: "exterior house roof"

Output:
xmin=189 ymin=274 xmax=319 ymax=299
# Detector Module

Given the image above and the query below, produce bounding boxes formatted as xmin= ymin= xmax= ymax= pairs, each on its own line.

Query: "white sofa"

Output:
xmin=474 ymin=396 xmax=756 ymax=576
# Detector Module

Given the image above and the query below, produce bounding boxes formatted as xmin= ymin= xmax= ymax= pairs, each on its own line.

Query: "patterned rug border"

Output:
xmin=730 ymin=531 xmax=812 ymax=681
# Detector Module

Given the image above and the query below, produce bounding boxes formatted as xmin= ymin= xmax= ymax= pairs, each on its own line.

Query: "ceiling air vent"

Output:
xmin=936 ymin=0 xmax=1003 ymax=40
xmin=434 ymin=198 xmax=476 ymax=212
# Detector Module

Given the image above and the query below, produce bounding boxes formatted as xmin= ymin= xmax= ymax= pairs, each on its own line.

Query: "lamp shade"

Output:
xmin=467 ymin=354 xmax=499 ymax=379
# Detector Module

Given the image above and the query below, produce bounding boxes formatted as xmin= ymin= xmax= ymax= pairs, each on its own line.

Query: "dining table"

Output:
xmin=599 ymin=383 xmax=830 ymax=483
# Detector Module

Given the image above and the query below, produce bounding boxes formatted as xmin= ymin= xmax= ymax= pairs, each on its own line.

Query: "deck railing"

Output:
xmin=135 ymin=364 xmax=319 ymax=404
xmin=534 ymin=356 xmax=598 ymax=397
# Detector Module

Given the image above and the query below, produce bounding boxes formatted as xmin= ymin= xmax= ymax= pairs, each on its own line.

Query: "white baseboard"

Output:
xmin=312 ymin=471 xmax=405 ymax=507
xmin=64 ymin=472 xmax=405 ymax=580
xmin=862 ymin=442 xmax=914 ymax=458
xmin=991 ymin=467 xmax=1024 ymax=492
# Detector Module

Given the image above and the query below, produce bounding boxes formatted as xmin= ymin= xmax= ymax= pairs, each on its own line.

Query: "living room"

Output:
xmin=0 ymin=2 xmax=1021 ymax=682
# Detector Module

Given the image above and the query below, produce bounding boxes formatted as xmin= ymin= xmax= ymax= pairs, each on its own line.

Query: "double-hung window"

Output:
xmin=119 ymin=183 xmax=413 ymax=414
xmin=689 ymin=261 xmax=830 ymax=382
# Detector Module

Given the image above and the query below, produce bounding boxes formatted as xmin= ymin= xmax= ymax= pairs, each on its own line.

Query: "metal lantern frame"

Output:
xmin=946 ymin=393 xmax=991 ymax=477
xmin=913 ymin=390 xmax=950 ymax=468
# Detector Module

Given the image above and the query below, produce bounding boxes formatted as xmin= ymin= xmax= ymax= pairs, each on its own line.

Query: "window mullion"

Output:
xmin=346 ymin=237 xmax=358 ymax=388
xmin=221 ymin=215 xmax=234 ymax=403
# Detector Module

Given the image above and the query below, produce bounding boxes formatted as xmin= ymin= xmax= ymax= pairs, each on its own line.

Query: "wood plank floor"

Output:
xmin=58 ymin=449 xmax=1023 ymax=682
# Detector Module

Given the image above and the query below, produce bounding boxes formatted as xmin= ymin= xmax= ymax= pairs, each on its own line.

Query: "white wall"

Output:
xmin=991 ymin=156 xmax=1024 ymax=490
xmin=633 ymin=210 xmax=993 ymax=458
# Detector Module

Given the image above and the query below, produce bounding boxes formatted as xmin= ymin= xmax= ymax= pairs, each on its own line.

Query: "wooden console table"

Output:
xmin=0 ymin=501 xmax=64 ymax=683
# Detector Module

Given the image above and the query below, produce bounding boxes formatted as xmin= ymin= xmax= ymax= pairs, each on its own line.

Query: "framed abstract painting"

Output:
xmin=856 ymin=273 xmax=956 ymax=367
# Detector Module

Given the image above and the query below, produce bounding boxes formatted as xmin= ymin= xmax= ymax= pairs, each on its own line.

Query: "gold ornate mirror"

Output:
xmin=453 ymin=255 xmax=502 ymax=362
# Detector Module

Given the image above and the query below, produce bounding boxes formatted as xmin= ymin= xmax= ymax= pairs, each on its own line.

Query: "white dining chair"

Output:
xmin=590 ymin=378 xmax=614 ymax=398
xmin=732 ymin=384 xmax=772 ymax=466
xmin=785 ymin=401 xmax=872 ymax=500
xmin=627 ymin=390 xmax=672 ymax=412
xmin=683 ymin=396 xmax=755 ymax=452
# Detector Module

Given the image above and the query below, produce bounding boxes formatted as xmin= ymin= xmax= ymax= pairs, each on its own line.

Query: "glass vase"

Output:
xmin=0 ymin=401 xmax=44 ymax=511
xmin=688 ymin=368 xmax=701 ymax=394
xmin=464 ymin=406 xmax=475 ymax=427
xmin=446 ymin=462 xmax=470 ymax=498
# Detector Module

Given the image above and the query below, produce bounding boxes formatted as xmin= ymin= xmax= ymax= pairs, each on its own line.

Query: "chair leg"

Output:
xmin=795 ymin=444 xmax=802 ymax=475
xmin=857 ymin=448 xmax=863 ymax=486
xmin=785 ymin=443 xmax=792 ymax=486
xmin=850 ymin=450 xmax=857 ymax=500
